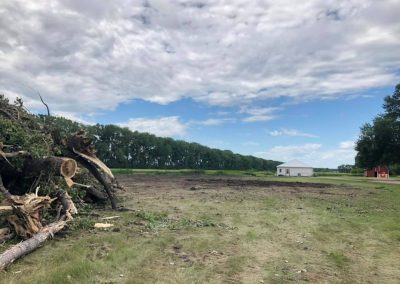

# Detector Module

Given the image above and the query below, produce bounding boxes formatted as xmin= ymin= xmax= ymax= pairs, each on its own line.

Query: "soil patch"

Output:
xmin=186 ymin=178 xmax=331 ymax=188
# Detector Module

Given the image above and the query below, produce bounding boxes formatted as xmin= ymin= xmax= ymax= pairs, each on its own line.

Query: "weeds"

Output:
xmin=133 ymin=211 xmax=233 ymax=231
xmin=328 ymin=252 xmax=351 ymax=270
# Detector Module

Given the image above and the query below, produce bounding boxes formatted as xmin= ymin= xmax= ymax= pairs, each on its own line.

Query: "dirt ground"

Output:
xmin=113 ymin=174 xmax=398 ymax=284
xmin=1 ymin=174 xmax=399 ymax=284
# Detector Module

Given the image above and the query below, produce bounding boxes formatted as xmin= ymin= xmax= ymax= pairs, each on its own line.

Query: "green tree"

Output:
xmin=355 ymin=83 xmax=400 ymax=169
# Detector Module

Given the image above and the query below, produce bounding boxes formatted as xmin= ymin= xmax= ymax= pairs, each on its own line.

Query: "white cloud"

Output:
xmin=53 ymin=111 xmax=94 ymax=125
xmin=118 ymin=116 xmax=187 ymax=137
xmin=189 ymin=118 xmax=235 ymax=126
xmin=0 ymin=0 xmax=399 ymax=114
xmin=258 ymin=141 xmax=356 ymax=168
xmin=269 ymin=128 xmax=319 ymax=138
xmin=240 ymin=107 xmax=279 ymax=122
xmin=339 ymin=140 xmax=355 ymax=150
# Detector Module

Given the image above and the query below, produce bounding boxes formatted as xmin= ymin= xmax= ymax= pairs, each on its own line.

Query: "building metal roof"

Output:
xmin=277 ymin=159 xmax=313 ymax=168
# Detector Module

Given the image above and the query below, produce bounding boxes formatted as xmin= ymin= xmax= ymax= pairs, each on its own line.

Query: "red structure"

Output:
xmin=364 ymin=166 xmax=389 ymax=179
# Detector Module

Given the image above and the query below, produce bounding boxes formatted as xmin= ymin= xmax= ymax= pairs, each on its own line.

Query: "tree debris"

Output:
xmin=0 ymin=94 xmax=121 ymax=269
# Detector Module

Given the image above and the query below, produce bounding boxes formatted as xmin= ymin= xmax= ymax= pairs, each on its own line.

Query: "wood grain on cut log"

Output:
xmin=59 ymin=158 xmax=77 ymax=178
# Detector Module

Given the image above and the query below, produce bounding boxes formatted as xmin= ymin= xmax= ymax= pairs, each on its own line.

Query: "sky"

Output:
xmin=1 ymin=0 xmax=400 ymax=168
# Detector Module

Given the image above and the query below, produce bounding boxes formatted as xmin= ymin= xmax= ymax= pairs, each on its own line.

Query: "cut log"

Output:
xmin=64 ymin=130 xmax=117 ymax=208
xmin=1 ymin=156 xmax=77 ymax=190
xmin=59 ymin=158 xmax=77 ymax=179
xmin=22 ymin=156 xmax=77 ymax=179
xmin=73 ymin=148 xmax=114 ymax=180
xmin=68 ymin=154 xmax=117 ymax=209
xmin=0 ymin=190 xmax=77 ymax=270
xmin=56 ymin=191 xmax=77 ymax=220
xmin=72 ymin=183 xmax=108 ymax=202
xmin=0 ymin=220 xmax=66 ymax=270
xmin=1 ymin=151 xmax=30 ymax=159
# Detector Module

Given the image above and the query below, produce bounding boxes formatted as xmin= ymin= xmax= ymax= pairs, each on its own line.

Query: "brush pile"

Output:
xmin=0 ymin=95 xmax=120 ymax=270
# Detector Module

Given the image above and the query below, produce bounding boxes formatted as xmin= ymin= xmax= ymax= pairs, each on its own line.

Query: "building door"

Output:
xmin=286 ymin=169 xmax=290 ymax=176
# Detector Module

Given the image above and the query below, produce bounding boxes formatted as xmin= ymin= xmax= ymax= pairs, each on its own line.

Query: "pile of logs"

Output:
xmin=0 ymin=95 xmax=120 ymax=270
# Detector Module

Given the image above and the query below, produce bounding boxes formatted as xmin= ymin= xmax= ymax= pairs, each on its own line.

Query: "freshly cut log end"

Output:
xmin=60 ymin=158 xmax=77 ymax=179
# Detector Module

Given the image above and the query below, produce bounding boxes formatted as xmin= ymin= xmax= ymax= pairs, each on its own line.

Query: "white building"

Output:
xmin=276 ymin=159 xmax=313 ymax=177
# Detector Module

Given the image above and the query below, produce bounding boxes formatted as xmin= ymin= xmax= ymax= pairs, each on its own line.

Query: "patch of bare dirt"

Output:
xmin=116 ymin=175 xmax=363 ymax=203
xmin=186 ymin=178 xmax=332 ymax=188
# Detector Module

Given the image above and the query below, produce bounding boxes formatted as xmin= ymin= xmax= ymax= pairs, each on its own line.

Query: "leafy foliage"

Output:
xmin=0 ymin=95 xmax=52 ymax=160
xmin=355 ymin=83 xmax=400 ymax=171
xmin=47 ymin=118 xmax=281 ymax=171
xmin=1 ymin=94 xmax=280 ymax=171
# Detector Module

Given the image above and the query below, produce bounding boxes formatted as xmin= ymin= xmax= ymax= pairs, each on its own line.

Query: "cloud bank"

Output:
xmin=258 ymin=140 xmax=356 ymax=168
xmin=119 ymin=116 xmax=187 ymax=137
xmin=1 ymin=0 xmax=399 ymax=116
xmin=269 ymin=128 xmax=319 ymax=138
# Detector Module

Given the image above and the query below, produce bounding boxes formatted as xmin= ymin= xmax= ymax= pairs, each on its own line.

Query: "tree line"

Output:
xmin=355 ymin=83 xmax=400 ymax=175
xmin=47 ymin=116 xmax=281 ymax=171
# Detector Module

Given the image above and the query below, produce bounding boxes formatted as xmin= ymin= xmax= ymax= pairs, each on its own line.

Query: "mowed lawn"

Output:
xmin=1 ymin=174 xmax=399 ymax=283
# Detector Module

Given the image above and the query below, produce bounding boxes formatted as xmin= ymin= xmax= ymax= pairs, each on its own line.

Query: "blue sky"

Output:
xmin=1 ymin=1 xmax=399 ymax=168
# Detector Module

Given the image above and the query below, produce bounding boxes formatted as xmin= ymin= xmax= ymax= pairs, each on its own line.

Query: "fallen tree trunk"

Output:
xmin=57 ymin=191 xmax=78 ymax=219
xmin=0 ymin=219 xmax=66 ymax=270
xmin=0 ymin=189 xmax=76 ymax=270
xmin=0 ymin=155 xmax=77 ymax=180
xmin=72 ymin=183 xmax=108 ymax=203
xmin=69 ymin=154 xmax=117 ymax=209
xmin=22 ymin=156 xmax=77 ymax=179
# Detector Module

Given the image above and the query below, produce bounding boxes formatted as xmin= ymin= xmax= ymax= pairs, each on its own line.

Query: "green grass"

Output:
xmin=1 ymin=174 xmax=400 ymax=283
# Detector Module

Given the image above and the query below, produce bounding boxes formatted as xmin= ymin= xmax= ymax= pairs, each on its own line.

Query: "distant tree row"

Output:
xmin=337 ymin=164 xmax=353 ymax=173
xmin=47 ymin=116 xmax=281 ymax=170
xmin=355 ymin=83 xmax=400 ymax=174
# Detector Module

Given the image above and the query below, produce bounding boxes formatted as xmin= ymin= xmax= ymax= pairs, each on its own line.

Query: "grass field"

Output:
xmin=1 ymin=173 xmax=399 ymax=283
xmin=111 ymin=168 xmax=366 ymax=178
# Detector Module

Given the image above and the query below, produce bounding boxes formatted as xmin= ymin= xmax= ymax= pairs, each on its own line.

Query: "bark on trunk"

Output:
xmin=72 ymin=183 xmax=108 ymax=202
xmin=0 ymin=220 xmax=66 ymax=270
xmin=67 ymin=154 xmax=117 ymax=209
xmin=0 ymin=188 xmax=77 ymax=270
xmin=22 ymin=156 xmax=77 ymax=179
